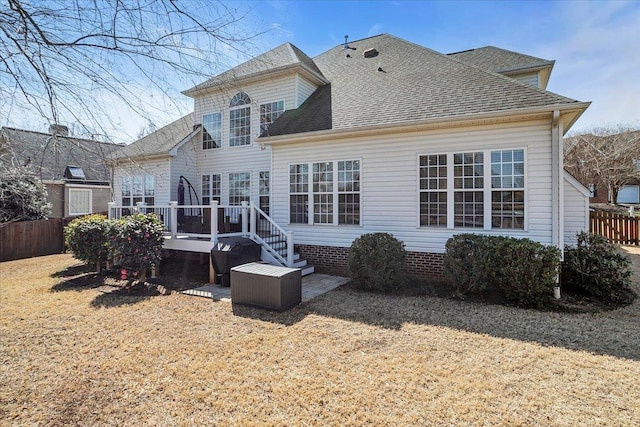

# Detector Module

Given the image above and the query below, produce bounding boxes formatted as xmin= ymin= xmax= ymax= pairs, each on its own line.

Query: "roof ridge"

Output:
xmin=0 ymin=126 xmax=121 ymax=145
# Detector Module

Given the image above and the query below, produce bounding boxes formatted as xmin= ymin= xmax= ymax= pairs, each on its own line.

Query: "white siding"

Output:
xmin=193 ymin=73 xmax=298 ymax=139
xmin=511 ymin=72 xmax=540 ymax=88
xmin=272 ymin=119 xmax=555 ymax=253
xmin=296 ymin=75 xmax=318 ymax=107
xmin=564 ymin=178 xmax=589 ymax=246
xmin=171 ymin=137 xmax=200 ymax=203
xmin=111 ymin=159 xmax=171 ymax=205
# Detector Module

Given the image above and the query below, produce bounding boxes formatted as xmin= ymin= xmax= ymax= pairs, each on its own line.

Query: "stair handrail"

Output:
xmin=250 ymin=202 xmax=293 ymax=267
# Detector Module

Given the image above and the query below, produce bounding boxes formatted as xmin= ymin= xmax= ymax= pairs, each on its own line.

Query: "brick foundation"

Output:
xmin=295 ymin=244 xmax=445 ymax=279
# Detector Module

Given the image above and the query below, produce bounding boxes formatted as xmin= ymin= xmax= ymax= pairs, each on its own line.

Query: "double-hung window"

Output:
xmin=69 ymin=188 xmax=91 ymax=216
xmin=202 ymin=113 xmax=222 ymax=149
xmin=491 ymin=150 xmax=525 ymax=229
xmin=202 ymin=174 xmax=221 ymax=205
xmin=289 ymin=160 xmax=361 ymax=225
xmin=122 ymin=174 xmax=155 ymax=210
xmin=260 ymin=100 xmax=285 ymax=135
xmin=419 ymin=149 xmax=525 ymax=230
xmin=289 ymin=164 xmax=309 ymax=224
xmin=229 ymin=92 xmax=251 ymax=147
xmin=259 ymin=171 xmax=270 ymax=214
xmin=419 ymin=154 xmax=447 ymax=227
xmin=229 ymin=172 xmax=250 ymax=205
xmin=453 ymin=152 xmax=484 ymax=228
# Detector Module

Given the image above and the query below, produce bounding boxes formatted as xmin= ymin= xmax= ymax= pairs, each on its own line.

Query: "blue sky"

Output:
xmin=2 ymin=0 xmax=638 ymax=140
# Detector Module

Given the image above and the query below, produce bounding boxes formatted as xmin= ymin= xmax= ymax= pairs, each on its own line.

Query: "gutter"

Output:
xmin=260 ymin=102 xmax=591 ymax=146
xmin=551 ymin=109 xmax=564 ymax=299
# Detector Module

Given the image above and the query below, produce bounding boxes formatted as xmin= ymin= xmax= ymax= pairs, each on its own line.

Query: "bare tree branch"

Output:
xmin=565 ymin=126 xmax=640 ymax=203
xmin=1 ymin=0 xmax=264 ymax=143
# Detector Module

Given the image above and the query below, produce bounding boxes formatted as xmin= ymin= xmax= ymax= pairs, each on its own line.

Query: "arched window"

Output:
xmin=230 ymin=92 xmax=251 ymax=107
xmin=229 ymin=92 xmax=251 ymax=146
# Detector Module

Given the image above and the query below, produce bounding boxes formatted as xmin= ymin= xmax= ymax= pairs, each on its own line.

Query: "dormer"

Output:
xmin=448 ymin=46 xmax=555 ymax=90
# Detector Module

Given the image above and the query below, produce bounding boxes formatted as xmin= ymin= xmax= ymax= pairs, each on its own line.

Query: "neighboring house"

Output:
xmin=564 ymin=130 xmax=640 ymax=204
xmin=110 ymin=34 xmax=591 ymax=277
xmin=0 ymin=125 xmax=122 ymax=218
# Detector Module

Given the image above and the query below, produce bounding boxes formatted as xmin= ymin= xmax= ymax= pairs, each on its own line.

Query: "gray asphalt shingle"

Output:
xmin=447 ymin=46 xmax=554 ymax=73
xmin=111 ymin=114 xmax=194 ymax=160
xmin=0 ymin=127 xmax=121 ymax=182
xmin=183 ymin=43 xmax=324 ymax=96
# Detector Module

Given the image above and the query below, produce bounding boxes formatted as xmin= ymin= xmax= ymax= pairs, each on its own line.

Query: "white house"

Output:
xmin=109 ymin=34 xmax=591 ymax=278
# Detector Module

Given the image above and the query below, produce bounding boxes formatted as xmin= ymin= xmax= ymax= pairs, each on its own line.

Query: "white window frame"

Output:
xmin=259 ymin=171 xmax=270 ymax=214
xmin=69 ymin=188 xmax=92 ymax=216
xmin=229 ymin=92 xmax=252 ymax=147
xmin=417 ymin=148 xmax=527 ymax=231
xmin=289 ymin=159 xmax=362 ymax=226
xmin=228 ymin=172 xmax=251 ymax=206
xmin=202 ymin=112 xmax=222 ymax=149
xmin=202 ymin=173 xmax=221 ymax=205
xmin=259 ymin=100 xmax=285 ymax=135
xmin=121 ymin=174 xmax=155 ymax=208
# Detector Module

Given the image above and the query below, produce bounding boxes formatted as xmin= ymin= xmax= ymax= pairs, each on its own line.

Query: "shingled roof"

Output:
xmin=182 ymin=43 xmax=326 ymax=96
xmin=111 ymin=114 xmax=195 ymax=160
xmin=0 ymin=127 xmax=121 ymax=183
xmin=447 ymin=45 xmax=554 ymax=73
xmin=264 ymin=34 xmax=580 ymax=137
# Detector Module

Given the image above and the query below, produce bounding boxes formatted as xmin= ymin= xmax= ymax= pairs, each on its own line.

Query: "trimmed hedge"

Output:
xmin=109 ymin=214 xmax=165 ymax=281
xmin=64 ymin=213 xmax=165 ymax=281
xmin=562 ymin=232 xmax=634 ymax=303
xmin=443 ymin=234 xmax=560 ymax=307
xmin=348 ymin=233 xmax=407 ymax=293
xmin=65 ymin=214 xmax=111 ymax=272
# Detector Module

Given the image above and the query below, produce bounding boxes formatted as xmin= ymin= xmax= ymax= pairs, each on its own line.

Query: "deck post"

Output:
xmin=287 ymin=231 xmax=294 ymax=267
xmin=108 ymin=202 xmax=115 ymax=220
xmin=137 ymin=201 xmax=147 ymax=215
xmin=170 ymin=201 xmax=178 ymax=238
xmin=249 ymin=201 xmax=256 ymax=237
xmin=241 ymin=201 xmax=249 ymax=237
xmin=211 ymin=200 xmax=218 ymax=244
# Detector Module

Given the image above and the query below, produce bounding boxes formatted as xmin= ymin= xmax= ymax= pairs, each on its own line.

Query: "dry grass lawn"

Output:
xmin=1 ymin=248 xmax=639 ymax=426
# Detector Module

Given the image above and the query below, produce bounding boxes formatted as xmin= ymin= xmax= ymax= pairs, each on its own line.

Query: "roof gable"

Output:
xmin=0 ymin=127 xmax=121 ymax=182
xmin=183 ymin=43 xmax=326 ymax=96
xmin=112 ymin=114 xmax=195 ymax=160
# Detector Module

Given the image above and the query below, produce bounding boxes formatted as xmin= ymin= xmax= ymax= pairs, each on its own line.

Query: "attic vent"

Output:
xmin=363 ymin=48 xmax=379 ymax=58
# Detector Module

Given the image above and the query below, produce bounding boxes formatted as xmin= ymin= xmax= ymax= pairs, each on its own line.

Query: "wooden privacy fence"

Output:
xmin=0 ymin=218 xmax=64 ymax=262
xmin=590 ymin=211 xmax=639 ymax=245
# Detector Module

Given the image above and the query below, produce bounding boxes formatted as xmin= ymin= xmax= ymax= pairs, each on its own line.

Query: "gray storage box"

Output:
xmin=231 ymin=263 xmax=301 ymax=311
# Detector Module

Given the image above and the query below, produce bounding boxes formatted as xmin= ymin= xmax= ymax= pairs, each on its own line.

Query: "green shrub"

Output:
xmin=110 ymin=214 xmax=164 ymax=281
xmin=443 ymin=234 xmax=561 ymax=307
xmin=65 ymin=214 xmax=111 ymax=272
xmin=490 ymin=237 xmax=560 ymax=307
xmin=443 ymin=234 xmax=492 ymax=295
xmin=348 ymin=232 xmax=407 ymax=292
xmin=562 ymin=232 xmax=634 ymax=303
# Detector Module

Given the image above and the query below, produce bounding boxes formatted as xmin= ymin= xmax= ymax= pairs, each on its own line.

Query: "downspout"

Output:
xmin=551 ymin=110 xmax=564 ymax=298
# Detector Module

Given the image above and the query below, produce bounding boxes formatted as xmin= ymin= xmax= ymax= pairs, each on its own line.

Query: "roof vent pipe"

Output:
xmin=344 ymin=35 xmax=349 ymax=49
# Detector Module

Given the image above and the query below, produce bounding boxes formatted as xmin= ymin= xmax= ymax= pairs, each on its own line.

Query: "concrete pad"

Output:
xmin=182 ymin=273 xmax=349 ymax=303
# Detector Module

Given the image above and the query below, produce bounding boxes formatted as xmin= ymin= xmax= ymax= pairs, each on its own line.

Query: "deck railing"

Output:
xmin=108 ymin=201 xmax=294 ymax=266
